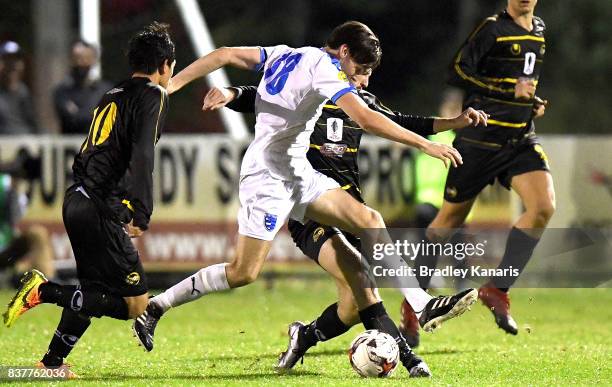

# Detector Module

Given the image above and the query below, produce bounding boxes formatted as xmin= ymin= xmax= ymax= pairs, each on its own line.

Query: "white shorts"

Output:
xmin=237 ymin=168 xmax=340 ymax=241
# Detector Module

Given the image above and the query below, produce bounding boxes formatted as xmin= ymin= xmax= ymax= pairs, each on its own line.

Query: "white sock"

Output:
xmin=399 ymin=287 xmax=432 ymax=316
xmin=374 ymin=251 xmax=433 ymax=314
xmin=152 ymin=263 xmax=230 ymax=313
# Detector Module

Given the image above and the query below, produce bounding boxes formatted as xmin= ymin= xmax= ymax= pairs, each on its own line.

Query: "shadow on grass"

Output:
xmin=195 ymin=348 xmax=347 ymax=363
xmin=193 ymin=347 xmax=473 ymax=363
xmin=418 ymin=348 xmax=478 ymax=356
xmin=79 ymin=370 xmax=324 ymax=382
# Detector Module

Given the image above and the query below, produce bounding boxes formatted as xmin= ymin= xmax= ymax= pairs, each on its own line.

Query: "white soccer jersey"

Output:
xmin=240 ymin=45 xmax=357 ymax=180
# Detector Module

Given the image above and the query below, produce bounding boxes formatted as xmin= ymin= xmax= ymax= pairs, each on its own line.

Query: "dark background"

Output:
xmin=1 ymin=0 xmax=611 ymax=134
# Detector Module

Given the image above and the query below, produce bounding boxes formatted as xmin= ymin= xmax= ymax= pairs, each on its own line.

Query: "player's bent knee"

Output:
xmin=359 ymin=207 xmax=384 ymax=229
xmin=226 ymin=262 xmax=260 ymax=287
xmin=531 ymin=202 xmax=556 ymax=225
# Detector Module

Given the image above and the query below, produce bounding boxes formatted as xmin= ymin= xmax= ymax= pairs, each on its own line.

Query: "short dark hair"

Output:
xmin=127 ymin=21 xmax=175 ymax=74
xmin=326 ymin=21 xmax=381 ymax=70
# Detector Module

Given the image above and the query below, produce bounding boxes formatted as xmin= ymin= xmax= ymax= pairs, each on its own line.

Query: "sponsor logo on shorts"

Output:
xmin=264 ymin=213 xmax=278 ymax=232
xmin=126 ymin=272 xmax=141 ymax=285
xmin=446 ymin=186 xmax=458 ymax=198
xmin=313 ymin=227 xmax=325 ymax=243
xmin=326 ymin=118 xmax=343 ymax=142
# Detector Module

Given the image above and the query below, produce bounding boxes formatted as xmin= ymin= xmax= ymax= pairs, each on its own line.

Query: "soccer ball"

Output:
xmin=348 ymin=330 xmax=399 ymax=377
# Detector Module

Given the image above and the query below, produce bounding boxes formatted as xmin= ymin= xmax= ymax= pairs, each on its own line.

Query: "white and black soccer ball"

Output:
xmin=348 ymin=329 xmax=400 ymax=378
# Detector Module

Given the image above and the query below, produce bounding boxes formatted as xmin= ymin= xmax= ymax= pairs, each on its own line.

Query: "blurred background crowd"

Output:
xmin=0 ymin=0 xmax=610 ymax=135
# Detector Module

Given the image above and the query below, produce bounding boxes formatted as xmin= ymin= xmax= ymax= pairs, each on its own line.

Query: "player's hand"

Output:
xmin=533 ymin=96 xmax=548 ymax=119
xmin=202 ymin=87 xmax=237 ymax=111
xmin=421 ymin=140 xmax=463 ymax=168
xmin=514 ymin=78 xmax=536 ymax=100
xmin=125 ymin=221 xmax=144 ymax=238
xmin=453 ymin=107 xmax=489 ymax=129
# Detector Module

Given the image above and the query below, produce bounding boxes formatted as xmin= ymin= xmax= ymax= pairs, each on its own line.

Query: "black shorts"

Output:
xmin=62 ymin=187 xmax=147 ymax=297
xmin=288 ymin=219 xmax=360 ymax=263
xmin=444 ymin=139 xmax=550 ymax=203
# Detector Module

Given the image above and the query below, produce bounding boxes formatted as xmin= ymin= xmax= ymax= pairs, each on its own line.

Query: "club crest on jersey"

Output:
xmin=264 ymin=213 xmax=278 ymax=232
xmin=327 ymin=118 xmax=343 ymax=142
xmin=126 ymin=272 xmax=140 ymax=285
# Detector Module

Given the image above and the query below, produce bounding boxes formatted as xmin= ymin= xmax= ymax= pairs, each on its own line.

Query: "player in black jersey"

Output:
xmin=3 ymin=22 xmax=175 ymax=374
xmin=409 ymin=0 xmax=554 ymax=336
xmin=200 ymin=71 xmax=487 ymax=370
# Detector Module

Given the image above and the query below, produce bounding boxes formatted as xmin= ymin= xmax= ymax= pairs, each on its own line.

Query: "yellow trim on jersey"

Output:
xmin=468 ymin=16 xmax=498 ymax=40
xmin=81 ymin=107 xmax=98 ymax=152
xmin=122 ymin=199 xmax=134 ymax=212
xmin=454 ymin=52 xmax=515 ymax=94
xmin=341 ymin=184 xmax=352 ymax=190
xmin=483 ymin=96 xmax=533 ymax=107
xmin=460 ymin=137 xmax=503 ymax=148
xmin=309 ymin=144 xmax=358 ymax=153
xmin=323 ymin=104 xmax=341 ymax=110
xmin=91 ymin=103 xmax=112 ymax=145
xmin=482 ymin=77 xmax=539 ymax=86
xmin=95 ymin=102 xmax=118 ymax=145
xmin=487 ymin=119 xmax=528 ymax=128
xmin=496 ymin=35 xmax=545 ymax=43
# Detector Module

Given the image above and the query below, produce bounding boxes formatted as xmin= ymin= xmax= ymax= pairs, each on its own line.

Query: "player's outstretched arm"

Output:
xmin=202 ymin=85 xmax=257 ymax=112
xmin=432 ymin=107 xmax=489 ymax=132
xmin=169 ymin=47 xmax=261 ymax=94
xmin=364 ymin=92 xmax=487 ymax=135
xmin=336 ymin=92 xmax=462 ymax=168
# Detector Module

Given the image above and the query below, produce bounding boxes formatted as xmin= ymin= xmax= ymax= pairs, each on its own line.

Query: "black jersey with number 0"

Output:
xmin=448 ymin=10 xmax=546 ymax=147
xmin=226 ymin=86 xmax=434 ymax=203
xmin=72 ymin=77 xmax=168 ymax=230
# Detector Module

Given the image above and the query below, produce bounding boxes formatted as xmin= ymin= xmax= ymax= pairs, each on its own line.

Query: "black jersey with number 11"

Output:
xmin=72 ymin=77 xmax=168 ymax=230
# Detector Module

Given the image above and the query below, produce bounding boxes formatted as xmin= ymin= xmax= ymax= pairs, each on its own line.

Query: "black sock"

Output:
xmin=491 ymin=227 xmax=540 ymax=291
xmin=39 ymin=282 xmax=129 ymax=320
xmin=41 ymin=308 xmax=91 ymax=367
xmin=358 ymin=302 xmax=416 ymax=368
xmin=303 ymin=303 xmax=350 ymax=348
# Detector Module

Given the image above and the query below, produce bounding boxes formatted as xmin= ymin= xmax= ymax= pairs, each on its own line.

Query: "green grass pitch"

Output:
xmin=0 ymin=277 xmax=610 ymax=386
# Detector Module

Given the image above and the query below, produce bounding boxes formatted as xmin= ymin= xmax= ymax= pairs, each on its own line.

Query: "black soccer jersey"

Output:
xmin=226 ymin=86 xmax=434 ymax=203
xmin=72 ymin=77 xmax=168 ymax=230
xmin=449 ymin=10 xmax=546 ymax=146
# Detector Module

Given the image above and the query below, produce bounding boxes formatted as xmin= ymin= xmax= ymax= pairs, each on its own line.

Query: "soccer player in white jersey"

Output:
xmin=134 ymin=21 xmax=487 ymax=377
